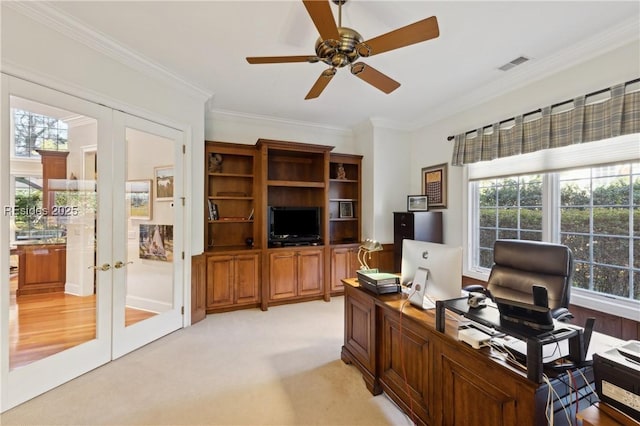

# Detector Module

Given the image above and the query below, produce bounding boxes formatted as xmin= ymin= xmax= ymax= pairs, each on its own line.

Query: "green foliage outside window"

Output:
xmin=477 ymin=169 xmax=639 ymax=301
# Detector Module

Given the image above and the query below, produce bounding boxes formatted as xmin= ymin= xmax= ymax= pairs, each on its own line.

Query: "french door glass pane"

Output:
xmin=8 ymin=96 xmax=98 ymax=369
xmin=124 ymin=128 xmax=174 ymax=327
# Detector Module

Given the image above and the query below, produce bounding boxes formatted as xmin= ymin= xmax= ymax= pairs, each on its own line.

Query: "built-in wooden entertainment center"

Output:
xmin=192 ymin=139 xmax=391 ymax=315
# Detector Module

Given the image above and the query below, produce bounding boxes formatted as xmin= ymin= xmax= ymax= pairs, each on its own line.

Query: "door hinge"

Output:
xmin=181 ymin=306 xmax=184 ymax=315
xmin=181 ymin=197 xmax=186 ymax=206
xmin=182 ymin=251 xmax=185 ymax=260
xmin=182 ymin=144 xmax=186 ymax=154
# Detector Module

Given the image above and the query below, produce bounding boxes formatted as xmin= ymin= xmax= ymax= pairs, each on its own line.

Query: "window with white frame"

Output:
xmin=558 ymin=163 xmax=639 ymax=300
xmin=13 ymin=108 xmax=68 ymax=158
xmin=469 ymin=159 xmax=639 ymax=306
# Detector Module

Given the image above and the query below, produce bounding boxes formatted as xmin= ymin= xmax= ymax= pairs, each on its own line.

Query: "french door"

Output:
xmin=1 ymin=75 xmax=184 ymax=411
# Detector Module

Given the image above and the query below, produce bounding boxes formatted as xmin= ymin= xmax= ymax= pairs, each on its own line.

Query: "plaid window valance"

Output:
xmin=451 ymin=81 xmax=640 ymax=166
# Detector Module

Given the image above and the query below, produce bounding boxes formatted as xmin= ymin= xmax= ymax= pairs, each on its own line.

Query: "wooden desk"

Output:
xmin=340 ymin=278 xmax=601 ymax=426
xmin=577 ymin=402 xmax=640 ymax=426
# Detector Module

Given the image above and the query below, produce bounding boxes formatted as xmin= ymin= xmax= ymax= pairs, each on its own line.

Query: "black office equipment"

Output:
xmin=436 ymin=297 xmax=586 ymax=382
xmin=494 ymin=296 xmax=554 ymax=332
xmin=532 ymin=285 xmax=548 ymax=308
xmin=593 ymin=341 xmax=640 ymax=421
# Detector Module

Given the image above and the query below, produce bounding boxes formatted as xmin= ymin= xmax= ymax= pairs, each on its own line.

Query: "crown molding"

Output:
xmin=368 ymin=117 xmax=412 ymax=132
xmin=406 ymin=17 xmax=640 ymax=131
xmin=5 ymin=1 xmax=212 ymax=102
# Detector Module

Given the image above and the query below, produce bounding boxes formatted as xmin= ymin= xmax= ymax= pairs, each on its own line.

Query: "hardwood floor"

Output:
xmin=9 ymin=273 xmax=156 ymax=370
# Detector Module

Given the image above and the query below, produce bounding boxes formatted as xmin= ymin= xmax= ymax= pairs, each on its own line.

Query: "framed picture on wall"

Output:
xmin=154 ymin=166 xmax=174 ymax=201
xmin=421 ymin=163 xmax=448 ymax=209
xmin=407 ymin=195 xmax=428 ymax=212
xmin=126 ymin=179 xmax=152 ymax=220
xmin=139 ymin=224 xmax=173 ymax=262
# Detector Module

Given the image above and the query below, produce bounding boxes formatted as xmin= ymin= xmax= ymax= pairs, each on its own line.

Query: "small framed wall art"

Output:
xmin=339 ymin=201 xmax=353 ymax=218
xmin=407 ymin=195 xmax=428 ymax=212
xmin=126 ymin=179 xmax=152 ymax=220
xmin=421 ymin=163 xmax=448 ymax=209
xmin=154 ymin=166 xmax=174 ymax=201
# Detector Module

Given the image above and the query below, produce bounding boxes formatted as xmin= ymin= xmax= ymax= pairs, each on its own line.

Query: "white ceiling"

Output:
xmin=40 ymin=1 xmax=640 ymax=129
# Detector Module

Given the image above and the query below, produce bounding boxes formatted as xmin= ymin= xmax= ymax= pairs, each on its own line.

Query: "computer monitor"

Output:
xmin=400 ymin=240 xmax=463 ymax=301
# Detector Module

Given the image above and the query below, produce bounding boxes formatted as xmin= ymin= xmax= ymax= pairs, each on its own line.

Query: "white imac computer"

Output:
xmin=401 ymin=240 xmax=463 ymax=308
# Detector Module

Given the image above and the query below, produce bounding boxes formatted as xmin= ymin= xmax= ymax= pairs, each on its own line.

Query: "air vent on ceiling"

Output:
xmin=498 ymin=56 xmax=530 ymax=71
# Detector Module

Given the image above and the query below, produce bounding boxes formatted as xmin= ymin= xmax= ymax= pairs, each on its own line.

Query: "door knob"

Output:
xmin=88 ymin=263 xmax=111 ymax=271
xmin=114 ymin=261 xmax=133 ymax=269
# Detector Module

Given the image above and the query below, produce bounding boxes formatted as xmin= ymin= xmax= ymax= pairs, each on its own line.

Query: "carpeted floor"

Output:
xmin=0 ymin=297 xmax=411 ymax=425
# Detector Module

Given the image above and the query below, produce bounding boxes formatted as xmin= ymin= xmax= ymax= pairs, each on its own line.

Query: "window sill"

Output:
xmin=571 ymin=290 xmax=640 ymax=322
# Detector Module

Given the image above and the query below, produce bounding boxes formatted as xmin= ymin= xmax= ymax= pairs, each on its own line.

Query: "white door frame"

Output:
xmin=1 ymin=74 xmax=113 ymax=411
xmin=111 ymin=111 xmax=184 ymax=359
xmin=0 ymin=75 xmax=188 ymax=412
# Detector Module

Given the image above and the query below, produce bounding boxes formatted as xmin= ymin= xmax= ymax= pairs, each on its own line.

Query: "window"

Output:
xmin=469 ymin=160 xmax=639 ymax=306
xmin=477 ymin=174 xmax=543 ymax=268
xmin=559 ymin=163 xmax=639 ymax=300
xmin=13 ymin=109 xmax=68 ymax=158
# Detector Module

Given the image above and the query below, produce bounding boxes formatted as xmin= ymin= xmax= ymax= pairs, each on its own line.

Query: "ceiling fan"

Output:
xmin=246 ymin=0 xmax=440 ymax=100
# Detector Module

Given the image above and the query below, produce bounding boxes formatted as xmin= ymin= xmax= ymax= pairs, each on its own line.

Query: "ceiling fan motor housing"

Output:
xmin=315 ymin=27 xmax=366 ymax=68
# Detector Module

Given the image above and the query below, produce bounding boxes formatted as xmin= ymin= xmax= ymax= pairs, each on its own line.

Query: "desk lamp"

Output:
xmin=358 ymin=239 xmax=383 ymax=271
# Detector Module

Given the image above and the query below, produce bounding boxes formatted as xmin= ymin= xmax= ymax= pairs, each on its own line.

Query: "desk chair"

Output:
xmin=467 ymin=239 xmax=574 ymax=321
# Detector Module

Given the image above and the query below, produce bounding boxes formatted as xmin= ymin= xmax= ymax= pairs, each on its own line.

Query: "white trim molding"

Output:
xmin=4 ymin=2 xmax=213 ymax=102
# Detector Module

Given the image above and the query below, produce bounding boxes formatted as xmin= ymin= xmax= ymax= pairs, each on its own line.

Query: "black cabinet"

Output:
xmin=393 ymin=211 xmax=443 ymax=272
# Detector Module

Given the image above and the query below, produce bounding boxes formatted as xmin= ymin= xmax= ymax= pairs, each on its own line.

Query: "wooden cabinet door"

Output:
xmin=234 ymin=253 xmax=260 ymax=304
xmin=297 ymin=249 xmax=323 ymax=296
xmin=269 ymin=251 xmax=297 ymax=300
xmin=438 ymin=345 xmax=526 ymax=426
xmin=331 ymin=246 xmax=359 ymax=292
xmin=342 ymin=284 xmax=380 ymax=395
xmin=206 ymin=255 xmax=234 ymax=308
xmin=191 ymin=254 xmax=207 ymax=324
xmin=380 ymin=310 xmax=432 ymax=424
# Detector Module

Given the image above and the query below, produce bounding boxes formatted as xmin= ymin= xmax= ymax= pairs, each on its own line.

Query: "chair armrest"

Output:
xmin=462 ymin=284 xmax=485 ymax=293
xmin=552 ymin=307 xmax=574 ymax=322
xmin=462 ymin=284 xmax=493 ymax=300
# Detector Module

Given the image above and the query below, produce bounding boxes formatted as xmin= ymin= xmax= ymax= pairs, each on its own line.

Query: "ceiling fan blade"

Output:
xmin=350 ymin=63 xmax=400 ymax=94
xmin=247 ymin=55 xmax=318 ymax=64
xmin=305 ymin=68 xmax=336 ymax=100
xmin=360 ymin=16 xmax=439 ymax=57
xmin=302 ymin=0 xmax=340 ymax=42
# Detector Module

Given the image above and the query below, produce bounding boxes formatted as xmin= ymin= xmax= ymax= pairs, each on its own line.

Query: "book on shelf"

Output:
xmin=207 ymin=199 xmax=214 ymax=220
xmin=248 ymin=208 xmax=254 ymax=220
xmin=207 ymin=200 xmax=219 ymax=220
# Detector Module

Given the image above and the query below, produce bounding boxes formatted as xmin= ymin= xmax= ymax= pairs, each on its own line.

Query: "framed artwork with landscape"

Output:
xmin=421 ymin=163 xmax=448 ymax=209
xmin=126 ymin=179 xmax=152 ymax=220
xmin=407 ymin=195 xmax=428 ymax=211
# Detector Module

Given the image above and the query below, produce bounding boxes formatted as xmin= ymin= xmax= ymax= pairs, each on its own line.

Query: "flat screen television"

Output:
xmin=268 ymin=206 xmax=321 ymax=245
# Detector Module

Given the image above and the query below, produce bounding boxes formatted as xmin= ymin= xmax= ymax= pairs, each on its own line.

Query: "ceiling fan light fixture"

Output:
xmin=315 ymin=27 xmax=363 ymax=68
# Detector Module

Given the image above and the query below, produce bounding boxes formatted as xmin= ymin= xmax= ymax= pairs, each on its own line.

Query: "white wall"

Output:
xmin=409 ymin=40 xmax=640 ymax=248
xmin=207 ymin=110 xmax=354 ymax=152
xmin=1 ymin=4 xmax=206 ymax=255
xmin=370 ymin=126 xmax=411 ymax=244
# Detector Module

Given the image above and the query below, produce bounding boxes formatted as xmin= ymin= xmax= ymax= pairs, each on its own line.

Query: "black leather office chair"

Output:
xmin=466 ymin=239 xmax=574 ymax=321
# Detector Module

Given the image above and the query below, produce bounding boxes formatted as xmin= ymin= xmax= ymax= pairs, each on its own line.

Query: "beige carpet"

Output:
xmin=0 ymin=297 xmax=411 ymax=426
